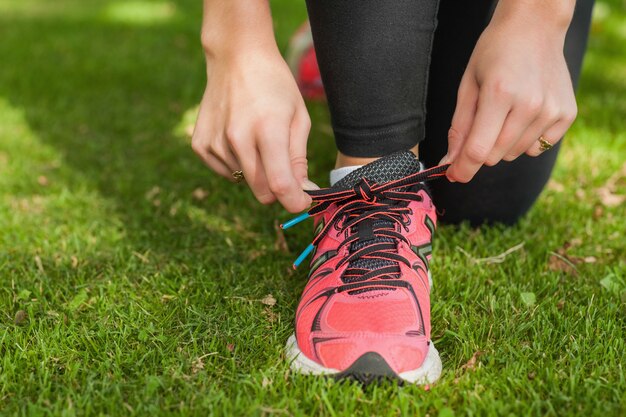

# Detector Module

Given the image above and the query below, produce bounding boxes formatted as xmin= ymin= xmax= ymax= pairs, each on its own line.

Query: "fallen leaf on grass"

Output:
xmin=460 ymin=351 xmax=483 ymax=371
xmin=274 ymin=220 xmax=289 ymax=253
xmin=169 ymin=201 xmax=182 ymax=216
xmin=192 ymin=187 xmax=209 ymax=201
xmin=583 ymin=256 xmax=597 ymax=264
xmin=161 ymin=294 xmax=176 ymax=303
xmin=520 ymin=292 xmax=536 ymax=307
xmin=263 ymin=307 xmax=278 ymax=324
xmin=259 ymin=407 xmax=290 ymax=415
xmin=600 ymin=274 xmax=622 ymax=293
xmin=68 ymin=289 xmax=88 ymax=312
xmin=596 ymin=161 xmax=626 ymax=207
xmin=17 ymin=289 xmax=31 ymax=301
xmin=247 ymin=250 xmax=265 ymax=261
xmin=564 ymin=238 xmax=582 ymax=249
xmin=14 ymin=310 xmax=28 ymax=325
xmin=438 ymin=408 xmax=456 ymax=417
xmin=145 ymin=186 xmax=161 ymax=201
xmin=192 ymin=357 xmax=204 ymax=374
xmin=457 ymin=242 xmax=524 ymax=264
xmin=224 ymin=294 xmax=277 ymax=307
xmin=34 ymin=255 xmax=45 ymax=274
xmin=593 ymin=205 xmax=604 ymax=219
xmin=548 ymin=240 xmax=598 ymax=275
xmin=233 ymin=216 xmax=260 ymax=240
xmin=547 ymin=180 xmax=565 ymax=192
xmin=191 ymin=353 xmax=217 ymax=374
xmin=548 ymin=252 xmax=579 ymax=275
xmin=454 ymin=351 xmax=484 ymax=384
xmin=597 ymin=188 xmax=626 ymax=207
xmin=261 ymin=294 xmax=277 ymax=307
xmin=132 ymin=251 xmax=150 ymax=264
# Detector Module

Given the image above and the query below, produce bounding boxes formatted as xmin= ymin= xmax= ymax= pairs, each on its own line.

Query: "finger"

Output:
xmin=191 ymin=99 xmax=212 ymax=162
xmin=503 ymin=102 xmax=563 ymax=160
xmin=210 ymin=142 xmax=241 ymax=172
xmin=192 ymin=112 xmax=242 ymax=177
xmin=525 ymin=106 xmax=576 ymax=157
xmin=289 ymin=105 xmax=317 ymax=189
xmin=484 ymin=99 xmax=541 ymax=166
xmin=525 ymin=118 xmax=571 ymax=157
xmin=229 ymin=132 xmax=277 ymax=205
xmin=257 ymin=122 xmax=312 ymax=213
xmin=201 ymin=150 xmax=238 ymax=181
xmin=443 ymin=75 xmax=479 ymax=165
xmin=447 ymin=86 xmax=512 ymax=182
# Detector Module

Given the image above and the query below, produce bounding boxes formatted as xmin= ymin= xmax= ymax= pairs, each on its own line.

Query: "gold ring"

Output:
xmin=538 ymin=136 xmax=553 ymax=152
xmin=232 ymin=170 xmax=245 ymax=183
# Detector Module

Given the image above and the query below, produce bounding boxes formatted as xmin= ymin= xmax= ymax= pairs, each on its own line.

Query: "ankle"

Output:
xmin=335 ymin=145 xmax=419 ymax=169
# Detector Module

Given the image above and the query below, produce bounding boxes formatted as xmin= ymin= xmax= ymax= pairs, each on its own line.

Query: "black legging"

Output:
xmin=305 ymin=0 xmax=594 ymax=225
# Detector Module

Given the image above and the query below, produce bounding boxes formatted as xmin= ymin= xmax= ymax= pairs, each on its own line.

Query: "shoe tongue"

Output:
xmin=333 ymin=151 xmax=422 ymax=284
xmin=333 ymin=151 xmax=421 ymax=190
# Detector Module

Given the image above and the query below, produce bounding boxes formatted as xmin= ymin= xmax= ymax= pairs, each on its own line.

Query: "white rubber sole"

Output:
xmin=285 ymin=334 xmax=442 ymax=385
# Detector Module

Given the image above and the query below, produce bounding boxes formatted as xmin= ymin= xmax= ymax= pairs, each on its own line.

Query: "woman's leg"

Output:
xmin=421 ymin=0 xmax=595 ymax=225
xmin=305 ymin=0 xmax=440 ymax=160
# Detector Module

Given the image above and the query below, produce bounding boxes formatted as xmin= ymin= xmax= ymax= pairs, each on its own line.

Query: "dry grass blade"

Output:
xmin=461 ymin=351 xmax=483 ymax=371
xmin=457 ymin=242 xmax=525 ymax=264
xmin=274 ymin=220 xmax=289 ymax=253
xmin=548 ymin=251 xmax=579 ymax=275
xmin=596 ymin=161 xmax=626 ymax=207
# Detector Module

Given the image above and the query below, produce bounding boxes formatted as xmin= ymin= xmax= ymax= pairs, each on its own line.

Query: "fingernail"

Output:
xmin=301 ymin=178 xmax=320 ymax=191
xmin=439 ymin=154 xmax=450 ymax=165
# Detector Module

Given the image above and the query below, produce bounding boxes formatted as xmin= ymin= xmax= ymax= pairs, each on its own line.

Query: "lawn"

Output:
xmin=0 ymin=0 xmax=625 ymax=416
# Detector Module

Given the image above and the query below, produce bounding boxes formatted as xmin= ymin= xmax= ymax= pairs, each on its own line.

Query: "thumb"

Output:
xmin=301 ymin=178 xmax=320 ymax=191
xmin=441 ymin=74 xmax=479 ymax=165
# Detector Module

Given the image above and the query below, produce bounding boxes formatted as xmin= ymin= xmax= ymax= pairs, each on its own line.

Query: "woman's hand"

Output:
xmin=192 ymin=49 xmax=314 ymax=213
xmin=444 ymin=1 xmax=577 ymax=183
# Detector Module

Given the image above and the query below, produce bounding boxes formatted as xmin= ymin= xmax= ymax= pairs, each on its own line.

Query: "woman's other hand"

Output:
xmin=444 ymin=0 xmax=577 ymax=183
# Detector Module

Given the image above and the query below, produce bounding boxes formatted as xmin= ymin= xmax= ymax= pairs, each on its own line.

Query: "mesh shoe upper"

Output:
xmin=292 ymin=151 xmax=442 ymax=373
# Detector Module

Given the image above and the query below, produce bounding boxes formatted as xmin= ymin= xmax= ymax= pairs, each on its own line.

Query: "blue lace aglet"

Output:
xmin=280 ymin=213 xmax=310 ymax=230
xmin=293 ymin=244 xmax=315 ymax=269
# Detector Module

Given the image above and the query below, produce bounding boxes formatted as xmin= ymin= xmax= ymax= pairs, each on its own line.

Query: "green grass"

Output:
xmin=0 ymin=0 xmax=625 ymax=415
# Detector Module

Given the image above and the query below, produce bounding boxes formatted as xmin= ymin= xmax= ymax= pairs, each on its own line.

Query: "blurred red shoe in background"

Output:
xmin=286 ymin=22 xmax=326 ymax=101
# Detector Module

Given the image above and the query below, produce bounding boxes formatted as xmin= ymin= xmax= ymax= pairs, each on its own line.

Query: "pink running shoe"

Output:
xmin=282 ymin=151 xmax=448 ymax=384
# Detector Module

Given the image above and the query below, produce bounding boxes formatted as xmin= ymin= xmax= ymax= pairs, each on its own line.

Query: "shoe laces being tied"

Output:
xmin=281 ymin=158 xmax=449 ymax=288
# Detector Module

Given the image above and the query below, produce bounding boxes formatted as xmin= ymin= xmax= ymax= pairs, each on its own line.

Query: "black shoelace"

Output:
xmin=281 ymin=164 xmax=449 ymax=284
